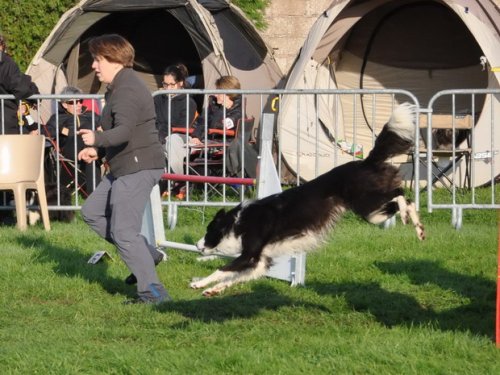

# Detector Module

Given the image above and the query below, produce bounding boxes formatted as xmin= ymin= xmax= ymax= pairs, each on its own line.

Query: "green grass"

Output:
xmin=1 ymin=191 xmax=499 ymax=374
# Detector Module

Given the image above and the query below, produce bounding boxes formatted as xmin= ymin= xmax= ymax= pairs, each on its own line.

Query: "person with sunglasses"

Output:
xmin=154 ymin=64 xmax=197 ymax=143
xmin=45 ymin=86 xmax=102 ymax=195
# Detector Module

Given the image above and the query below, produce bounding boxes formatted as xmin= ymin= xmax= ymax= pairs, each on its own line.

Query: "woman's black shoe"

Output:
xmin=124 ymin=247 xmax=167 ymax=285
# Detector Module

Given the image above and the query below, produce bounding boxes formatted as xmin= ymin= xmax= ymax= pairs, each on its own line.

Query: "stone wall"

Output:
xmin=260 ymin=0 xmax=332 ymax=76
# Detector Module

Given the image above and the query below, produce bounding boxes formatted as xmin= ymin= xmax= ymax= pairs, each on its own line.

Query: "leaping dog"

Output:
xmin=191 ymin=103 xmax=425 ymax=296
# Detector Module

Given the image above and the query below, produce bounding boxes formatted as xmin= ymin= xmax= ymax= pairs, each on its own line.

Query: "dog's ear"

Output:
xmin=214 ymin=208 xmax=226 ymax=221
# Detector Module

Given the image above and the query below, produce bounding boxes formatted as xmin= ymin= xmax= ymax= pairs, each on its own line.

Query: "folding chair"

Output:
xmin=414 ymin=113 xmax=473 ymax=191
xmin=184 ymin=117 xmax=256 ymax=197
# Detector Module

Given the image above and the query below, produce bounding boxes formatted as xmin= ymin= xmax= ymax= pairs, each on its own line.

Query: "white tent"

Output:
xmin=279 ymin=0 xmax=500 ymax=185
xmin=27 ymin=0 xmax=283 ymax=123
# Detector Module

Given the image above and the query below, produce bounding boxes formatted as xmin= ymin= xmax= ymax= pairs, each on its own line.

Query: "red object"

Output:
xmin=208 ymin=128 xmax=235 ymax=137
xmin=82 ymin=99 xmax=101 ymax=115
xmin=171 ymin=127 xmax=194 ymax=134
xmin=170 ymin=128 xmax=235 ymax=137
xmin=162 ymin=173 xmax=255 ymax=186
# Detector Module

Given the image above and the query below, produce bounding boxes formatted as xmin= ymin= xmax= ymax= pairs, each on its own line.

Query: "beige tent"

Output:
xmin=27 ymin=0 xmax=282 ymax=123
xmin=279 ymin=0 xmax=500 ymax=185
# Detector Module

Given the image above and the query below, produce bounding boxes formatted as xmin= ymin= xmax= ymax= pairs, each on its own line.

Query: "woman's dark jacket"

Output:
xmin=154 ymin=93 xmax=197 ymax=142
xmin=0 ymin=51 xmax=39 ymax=134
xmin=93 ymin=68 xmax=165 ymax=177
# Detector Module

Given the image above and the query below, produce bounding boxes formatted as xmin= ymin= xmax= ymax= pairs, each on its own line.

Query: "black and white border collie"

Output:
xmin=191 ymin=103 xmax=425 ymax=296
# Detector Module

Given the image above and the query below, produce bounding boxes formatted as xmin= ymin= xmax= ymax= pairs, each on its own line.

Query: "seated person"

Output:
xmin=193 ymin=75 xmax=257 ymax=178
xmin=44 ymin=86 xmax=102 ymax=195
xmin=166 ymin=75 xmax=243 ymax=172
xmin=154 ymin=64 xmax=197 ymax=143
xmin=174 ymin=62 xmax=195 ymax=89
xmin=191 ymin=75 xmax=243 ymax=141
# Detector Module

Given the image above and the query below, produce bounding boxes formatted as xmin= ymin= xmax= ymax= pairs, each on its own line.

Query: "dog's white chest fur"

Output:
xmin=199 ymin=229 xmax=326 ymax=258
xmin=262 ymin=231 xmax=324 ymax=257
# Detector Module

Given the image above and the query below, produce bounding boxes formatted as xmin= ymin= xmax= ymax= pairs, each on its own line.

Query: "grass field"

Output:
xmin=1 ymin=192 xmax=499 ymax=374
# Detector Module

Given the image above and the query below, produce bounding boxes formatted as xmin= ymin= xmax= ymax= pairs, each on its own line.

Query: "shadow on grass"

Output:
xmin=309 ymin=259 xmax=495 ymax=339
xmin=16 ymin=235 xmax=134 ymax=299
xmin=155 ymin=284 xmax=330 ymax=326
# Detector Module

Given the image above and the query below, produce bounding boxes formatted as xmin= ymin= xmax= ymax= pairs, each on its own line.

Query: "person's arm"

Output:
xmin=3 ymin=54 xmax=39 ymax=100
xmin=187 ymin=96 xmax=197 ymax=126
xmin=222 ymin=97 xmax=243 ymax=131
xmin=93 ymin=88 xmax=141 ymax=147
xmin=192 ymin=96 xmax=219 ymax=139
xmin=154 ymin=95 xmax=169 ymax=142
xmin=192 ymin=110 xmax=208 ymax=140
xmin=78 ymin=147 xmax=99 ymax=164
xmin=43 ymin=115 xmax=58 ymax=139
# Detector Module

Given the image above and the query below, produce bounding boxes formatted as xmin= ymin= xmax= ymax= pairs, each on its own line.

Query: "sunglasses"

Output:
xmin=64 ymin=99 xmax=83 ymax=105
xmin=162 ymin=82 xmax=178 ymax=88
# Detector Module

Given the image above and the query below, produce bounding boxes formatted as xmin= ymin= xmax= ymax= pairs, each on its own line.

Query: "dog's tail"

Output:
xmin=365 ymin=102 xmax=416 ymax=164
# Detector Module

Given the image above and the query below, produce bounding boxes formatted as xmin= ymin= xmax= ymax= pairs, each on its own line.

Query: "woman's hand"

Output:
xmin=78 ymin=147 xmax=98 ymax=163
xmin=191 ymin=137 xmax=202 ymax=145
xmin=77 ymin=128 xmax=96 ymax=146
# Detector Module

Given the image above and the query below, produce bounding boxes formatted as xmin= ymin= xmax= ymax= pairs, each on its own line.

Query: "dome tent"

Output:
xmin=279 ymin=0 xmax=500 ymax=186
xmin=27 ymin=0 xmax=283 ymax=122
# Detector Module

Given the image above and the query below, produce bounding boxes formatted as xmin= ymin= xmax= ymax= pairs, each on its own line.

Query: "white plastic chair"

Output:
xmin=0 ymin=135 xmax=51 ymax=231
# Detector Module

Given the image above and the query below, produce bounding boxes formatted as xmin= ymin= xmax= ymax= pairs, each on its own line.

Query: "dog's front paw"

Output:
xmin=202 ymin=287 xmax=222 ymax=297
xmin=416 ymin=223 xmax=425 ymax=241
xmin=190 ymin=277 xmax=205 ymax=289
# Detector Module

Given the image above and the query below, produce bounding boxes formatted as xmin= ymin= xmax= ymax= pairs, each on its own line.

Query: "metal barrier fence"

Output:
xmin=1 ymin=89 xmax=498 ymax=228
xmin=150 ymin=89 xmax=422 ymax=225
xmin=1 ymin=94 xmax=102 ymax=213
xmin=424 ymin=89 xmax=500 ymax=229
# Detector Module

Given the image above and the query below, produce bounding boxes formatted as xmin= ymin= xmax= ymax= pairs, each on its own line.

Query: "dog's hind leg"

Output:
xmin=405 ymin=201 xmax=425 ymax=240
xmin=396 ymin=195 xmax=408 ymax=224
xmin=390 ymin=195 xmax=425 ymax=240
xmin=366 ymin=202 xmax=398 ymax=225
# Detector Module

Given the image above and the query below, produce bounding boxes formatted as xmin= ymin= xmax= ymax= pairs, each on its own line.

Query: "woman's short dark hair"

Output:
xmin=88 ymin=34 xmax=134 ymax=68
xmin=163 ymin=65 xmax=186 ymax=85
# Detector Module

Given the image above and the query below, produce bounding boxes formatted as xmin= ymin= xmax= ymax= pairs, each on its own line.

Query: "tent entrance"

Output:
xmin=334 ymin=1 xmax=488 ymax=132
xmin=63 ymin=10 xmax=204 ymax=94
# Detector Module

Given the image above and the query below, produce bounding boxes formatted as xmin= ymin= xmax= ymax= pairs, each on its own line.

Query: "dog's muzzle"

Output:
xmin=196 ymin=238 xmax=218 ymax=255
xmin=196 ymin=238 xmax=206 ymax=253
